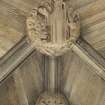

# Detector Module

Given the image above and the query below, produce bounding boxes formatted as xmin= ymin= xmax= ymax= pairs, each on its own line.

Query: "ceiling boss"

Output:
xmin=26 ymin=0 xmax=80 ymax=56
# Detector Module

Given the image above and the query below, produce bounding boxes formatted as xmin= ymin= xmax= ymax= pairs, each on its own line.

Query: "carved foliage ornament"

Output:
xmin=26 ymin=0 xmax=80 ymax=56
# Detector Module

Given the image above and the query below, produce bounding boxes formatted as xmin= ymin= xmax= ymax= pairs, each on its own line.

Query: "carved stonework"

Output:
xmin=35 ymin=92 xmax=69 ymax=105
xmin=26 ymin=0 xmax=80 ymax=56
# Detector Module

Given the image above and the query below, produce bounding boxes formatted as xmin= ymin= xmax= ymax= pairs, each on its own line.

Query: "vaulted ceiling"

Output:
xmin=0 ymin=0 xmax=105 ymax=58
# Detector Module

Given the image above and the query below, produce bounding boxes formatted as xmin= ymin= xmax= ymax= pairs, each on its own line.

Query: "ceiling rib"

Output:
xmin=0 ymin=38 xmax=105 ymax=86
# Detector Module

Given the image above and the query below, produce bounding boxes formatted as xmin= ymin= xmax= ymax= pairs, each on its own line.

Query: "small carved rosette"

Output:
xmin=26 ymin=0 xmax=80 ymax=56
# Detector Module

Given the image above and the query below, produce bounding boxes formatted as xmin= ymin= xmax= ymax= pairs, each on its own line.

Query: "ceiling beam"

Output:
xmin=0 ymin=37 xmax=35 ymax=85
xmin=72 ymin=38 xmax=105 ymax=80
xmin=0 ymin=37 xmax=105 ymax=86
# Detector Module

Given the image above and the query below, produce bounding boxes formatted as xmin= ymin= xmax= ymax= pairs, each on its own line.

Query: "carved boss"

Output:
xmin=26 ymin=0 xmax=80 ymax=56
